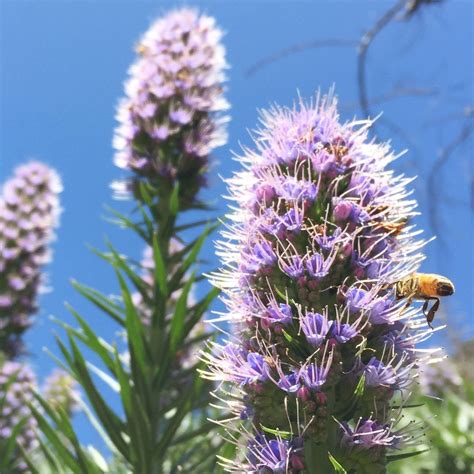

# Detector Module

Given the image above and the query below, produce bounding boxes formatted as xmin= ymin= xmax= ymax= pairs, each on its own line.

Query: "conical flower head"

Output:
xmin=113 ymin=8 xmax=229 ymax=207
xmin=203 ymin=92 xmax=435 ymax=472
xmin=0 ymin=361 xmax=38 ymax=471
xmin=0 ymin=162 xmax=62 ymax=356
xmin=42 ymin=368 xmax=80 ymax=416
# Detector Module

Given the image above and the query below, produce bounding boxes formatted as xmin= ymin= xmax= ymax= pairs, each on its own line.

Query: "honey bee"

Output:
xmin=136 ymin=43 xmax=147 ymax=55
xmin=323 ymin=142 xmax=349 ymax=161
xmin=373 ymin=218 xmax=408 ymax=236
xmin=395 ymin=273 xmax=455 ymax=327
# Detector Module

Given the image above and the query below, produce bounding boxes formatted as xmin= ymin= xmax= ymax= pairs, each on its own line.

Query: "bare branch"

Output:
xmin=357 ymin=0 xmax=406 ymax=120
xmin=246 ymin=38 xmax=357 ymax=77
xmin=404 ymin=0 xmax=444 ymax=20
xmin=341 ymin=85 xmax=438 ymax=113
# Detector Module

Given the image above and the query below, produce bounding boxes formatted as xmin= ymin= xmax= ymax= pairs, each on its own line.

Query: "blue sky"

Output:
xmin=1 ymin=0 xmax=472 ymax=451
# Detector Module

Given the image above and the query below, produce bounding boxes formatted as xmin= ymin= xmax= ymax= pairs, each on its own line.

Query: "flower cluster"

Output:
xmin=113 ymin=8 xmax=229 ymax=206
xmin=42 ymin=368 xmax=80 ymax=416
xmin=0 ymin=162 xmax=62 ymax=356
xmin=0 ymin=361 xmax=38 ymax=471
xmin=418 ymin=356 xmax=462 ymax=398
xmin=203 ymin=93 xmax=435 ymax=472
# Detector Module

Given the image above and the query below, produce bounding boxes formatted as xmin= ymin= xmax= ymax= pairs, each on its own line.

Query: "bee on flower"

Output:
xmin=202 ymin=91 xmax=441 ymax=472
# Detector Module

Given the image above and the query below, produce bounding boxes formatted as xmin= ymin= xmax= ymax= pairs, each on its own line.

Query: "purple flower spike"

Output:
xmin=113 ymin=8 xmax=229 ymax=206
xmin=42 ymin=369 xmax=80 ymax=416
xmin=0 ymin=362 xmax=38 ymax=467
xmin=202 ymin=91 xmax=438 ymax=472
xmin=346 ymin=287 xmax=372 ymax=314
xmin=0 ymin=162 xmax=62 ymax=356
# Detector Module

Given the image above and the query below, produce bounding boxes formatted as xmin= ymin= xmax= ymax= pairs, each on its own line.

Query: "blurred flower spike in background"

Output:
xmin=0 ymin=162 xmax=62 ymax=358
xmin=113 ymin=8 xmax=229 ymax=208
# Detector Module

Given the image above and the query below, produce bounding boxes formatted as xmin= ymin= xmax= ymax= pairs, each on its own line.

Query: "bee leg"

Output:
xmin=403 ymin=295 xmax=414 ymax=311
xmin=426 ymin=298 xmax=440 ymax=329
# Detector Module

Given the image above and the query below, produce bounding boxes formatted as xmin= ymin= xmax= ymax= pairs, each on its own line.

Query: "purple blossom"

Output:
xmin=363 ymin=357 xmax=397 ymax=388
xmin=0 ymin=162 xmax=61 ymax=356
xmin=277 ymin=372 xmax=301 ymax=393
xmin=279 ymin=177 xmax=318 ymax=203
xmin=331 ymin=321 xmax=358 ymax=343
xmin=267 ymin=303 xmax=293 ymax=325
xmin=300 ymin=312 xmax=332 ymax=347
xmin=248 ymin=434 xmax=302 ymax=473
xmin=299 ymin=349 xmax=333 ymax=390
xmin=0 ymin=362 xmax=38 ymax=468
xmin=113 ymin=9 xmax=229 ymax=206
xmin=346 ymin=287 xmax=372 ymax=314
xmin=305 ymin=253 xmax=331 ymax=279
xmin=340 ymin=418 xmax=404 ymax=450
xmin=281 ymin=255 xmax=305 ymax=279
xmin=42 ymin=369 xmax=80 ymax=416
xmin=246 ymin=353 xmax=271 ymax=383
xmin=203 ymin=92 xmax=435 ymax=471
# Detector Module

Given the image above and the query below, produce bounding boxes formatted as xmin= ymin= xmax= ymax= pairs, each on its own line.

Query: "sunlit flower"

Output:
xmin=113 ymin=8 xmax=229 ymax=207
xmin=0 ymin=162 xmax=62 ymax=356
xmin=202 ymin=91 xmax=435 ymax=471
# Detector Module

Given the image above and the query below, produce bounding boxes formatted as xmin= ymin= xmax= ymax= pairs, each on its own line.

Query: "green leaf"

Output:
xmin=65 ymin=334 xmax=130 ymax=461
xmin=152 ymin=232 xmax=168 ymax=298
xmin=169 ymin=272 xmax=195 ymax=351
xmin=70 ymin=280 xmax=125 ymax=325
xmin=112 ymin=347 xmax=151 ymax=469
xmin=28 ymin=402 xmax=82 ymax=473
xmin=0 ymin=416 xmax=28 ymax=462
xmin=104 ymin=206 xmax=148 ymax=242
xmin=107 ymin=242 xmax=150 ymax=299
xmin=259 ymin=425 xmax=293 ymax=438
xmin=154 ymin=372 xmax=201 ymax=458
xmin=354 ymin=373 xmax=365 ymax=397
xmin=386 ymin=449 xmax=430 ymax=462
xmin=33 ymin=391 xmax=101 ymax=473
xmin=328 ymin=452 xmax=347 ymax=473
xmin=67 ymin=305 xmax=117 ymax=374
xmin=183 ymin=286 xmax=220 ymax=336
xmin=138 ymin=181 xmax=153 ymax=206
xmin=115 ymin=269 xmax=147 ymax=377
xmin=175 ymin=219 xmax=212 ymax=232
xmin=169 ymin=223 xmax=218 ymax=292
xmin=169 ymin=183 xmax=180 ymax=216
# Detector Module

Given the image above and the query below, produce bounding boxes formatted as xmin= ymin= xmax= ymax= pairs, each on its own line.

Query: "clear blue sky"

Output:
xmin=1 ymin=0 xmax=472 ymax=451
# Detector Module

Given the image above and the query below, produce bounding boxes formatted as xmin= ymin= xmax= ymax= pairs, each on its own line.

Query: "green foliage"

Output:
xmin=388 ymin=379 xmax=474 ymax=474
xmin=25 ymin=182 xmax=224 ymax=473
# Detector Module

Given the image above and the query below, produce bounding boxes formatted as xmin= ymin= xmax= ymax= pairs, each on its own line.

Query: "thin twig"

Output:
xmin=246 ymin=39 xmax=357 ymax=77
xmin=357 ymin=0 xmax=406 ymax=120
xmin=341 ymin=85 xmax=438 ymax=112
xmin=423 ymin=104 xmax=474 ymax=127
